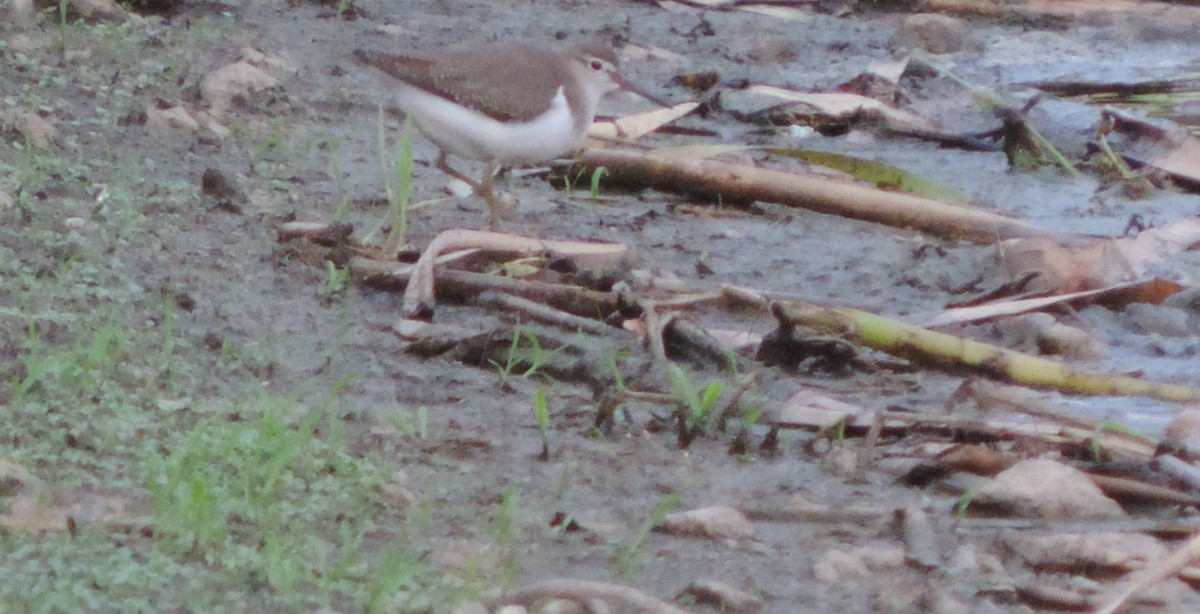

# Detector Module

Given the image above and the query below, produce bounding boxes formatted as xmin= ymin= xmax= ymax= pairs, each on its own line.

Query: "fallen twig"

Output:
xmin=768 ymin=299 xmax=1200 ymax=404
xmin=351 ymin=256 xmax=621 ymax=319
xmin=577 ymin=148 xmax=1058 ymax=243
xmin=1092 ymin=530 xmax=1200 ymax=614
xmin=476 ymin=291 xmax=621 ymax=336
xmin=398 ymin=229 xmax=628 ymax=319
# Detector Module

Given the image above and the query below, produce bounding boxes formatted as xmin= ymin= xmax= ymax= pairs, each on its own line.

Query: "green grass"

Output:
xmin=141 ymin=383 xmax=431 ymax=610
xmin=0 ymin=17 xmax=456 ymax=611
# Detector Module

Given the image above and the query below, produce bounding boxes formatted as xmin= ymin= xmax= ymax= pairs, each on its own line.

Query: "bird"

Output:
xmin=353 ymin=40 xmax=639 ymax=227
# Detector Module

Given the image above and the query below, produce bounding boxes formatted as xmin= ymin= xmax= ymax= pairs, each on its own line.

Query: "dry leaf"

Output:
xmin=1107 ymin=110 xmax=1200 ymax=187
xmin=733 ymin=85 xmax=941 ymax=134
xmin=999 ymin=235 xmax=1132 ymax=293
xmin=922 ymin=278 xmax=1185 ymax=327
xmin=777 ymin=388 xmax=865 ymax=428
xmin=589 ymin=101 xmax=698 ymax=141
xmin=1111 ymin=218 xmax=1200 ymax=277
xmin=998 ymin=218 xmax=1200 ymax=294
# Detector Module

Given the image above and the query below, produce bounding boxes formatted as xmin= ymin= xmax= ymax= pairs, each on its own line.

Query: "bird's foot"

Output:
xmin=483 ymin=190 xmax=519 ymax=230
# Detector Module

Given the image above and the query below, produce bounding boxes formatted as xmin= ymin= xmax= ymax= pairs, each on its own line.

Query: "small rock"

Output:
xmin=889 ymin=14 xmax=979 ymax=55
xmin=1158 ymin=409 xmax=1200 ymax=460
xmin=972 ymin=458 xmax=1125 ymax=518
xmin=200 ymin=54 xmax=280 ymax=116
xmin=2 ymin=110 xmax=63 ymax=149
xmin=146 ymin=104 xmax=201 ymax=133
xmin=822 ymin=446 xmax=859 ymax=478
xmin=680 ymin=579 xmax=762 ymax=612
xmin=377 ymin=471 xmax=414 ymax=509
xmin=201 ymin=168 xmax=245 ymax=202
xmin=659 ymin=506 xmax=755 ymax=540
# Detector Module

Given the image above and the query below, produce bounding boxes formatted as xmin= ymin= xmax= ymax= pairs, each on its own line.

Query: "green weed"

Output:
xmin=323 ymin=260 xmax=352 ymax=296
xmin=375 ymin=112 xmax=414 ymax=254
xmin=615 ymin=492 xmax=681 ymax=582
xmin=666 ymin=363 xmax=723 ymax=448
xmin=365 ymin=545 xmax=435 ymax=613
xmin=534 ymin=387 xmax=550 ymax=461
xmin=388 ymin=405 xmax=429 ymax=439
xmin=493 ymin=485 xmax=522 ymax=591
xmin=955 ymin=484 xmax=981 ymax=518
xmin=489 ymin=325 xmax=563 ymax=390
xmin=589 ymin=166 xmax=609 ymax=199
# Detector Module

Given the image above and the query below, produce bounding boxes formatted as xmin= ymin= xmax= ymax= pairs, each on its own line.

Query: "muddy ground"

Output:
xmin=3 ymin=0 xmax=1200 ymax=612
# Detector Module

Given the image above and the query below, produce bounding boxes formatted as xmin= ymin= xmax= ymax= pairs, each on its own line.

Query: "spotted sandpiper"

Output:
xmin=354 ymin=40 xmax=643 ymax=227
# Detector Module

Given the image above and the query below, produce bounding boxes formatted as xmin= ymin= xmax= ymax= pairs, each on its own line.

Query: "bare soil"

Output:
xmin=4 ymin=0 xmax=1200 ymax=612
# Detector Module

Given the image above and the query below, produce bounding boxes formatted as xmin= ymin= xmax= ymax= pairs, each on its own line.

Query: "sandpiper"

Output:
xmin=354 ymin=40 xmax=643 ymax=227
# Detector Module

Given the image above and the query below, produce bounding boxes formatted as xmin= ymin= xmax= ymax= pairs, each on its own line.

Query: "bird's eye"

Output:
xmin=590 ymin=60 xmax=604 ymax=71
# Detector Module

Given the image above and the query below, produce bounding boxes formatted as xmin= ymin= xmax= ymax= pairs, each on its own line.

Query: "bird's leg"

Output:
xmin=436 ymin=153 xmax=514 ymax=228
xmin=474 ymin=161 xmax=520 ymax=229
xmin=435 ymin=151 xmax=481 ymax=191
xmin=478 ymin=161 xmax=502 ymax=230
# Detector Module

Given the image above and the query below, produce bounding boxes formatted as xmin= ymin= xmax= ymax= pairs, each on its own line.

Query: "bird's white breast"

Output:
xmin=394 ymin=84 xmax=585 ymax=166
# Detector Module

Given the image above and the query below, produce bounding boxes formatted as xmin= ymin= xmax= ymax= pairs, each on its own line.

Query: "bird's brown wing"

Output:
xmin=426 ymin=44 xmax=571 ymax=123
